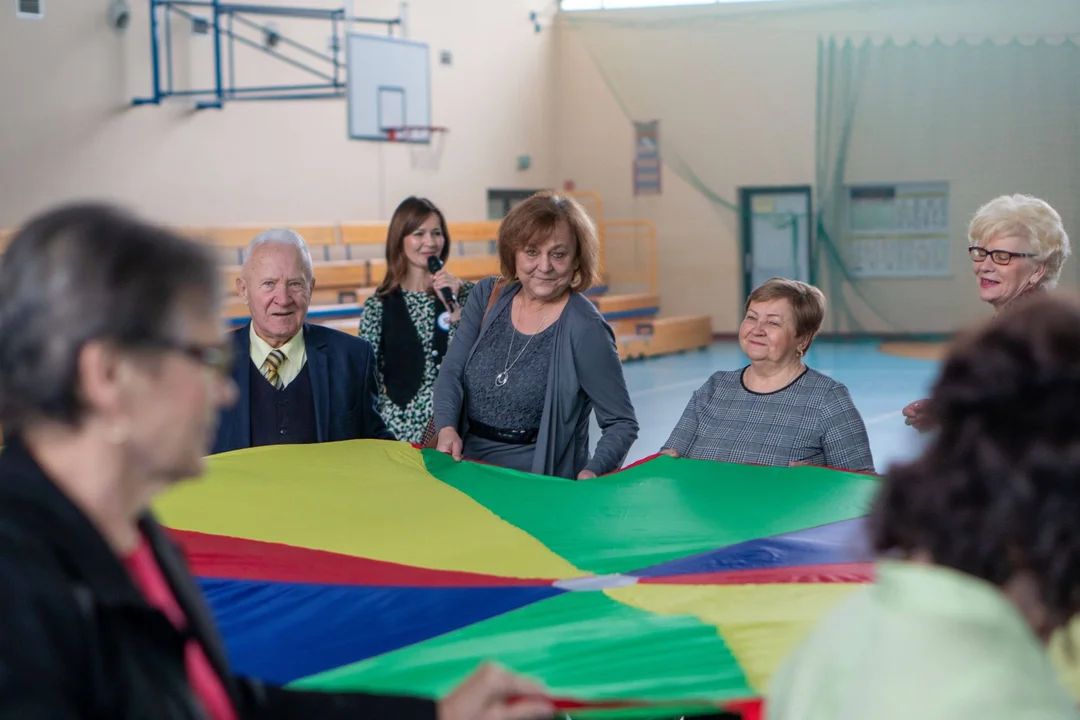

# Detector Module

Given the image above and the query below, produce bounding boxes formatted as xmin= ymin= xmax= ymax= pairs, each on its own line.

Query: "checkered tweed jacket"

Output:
xmin=662 ymin=367 xmax=874 ymax=472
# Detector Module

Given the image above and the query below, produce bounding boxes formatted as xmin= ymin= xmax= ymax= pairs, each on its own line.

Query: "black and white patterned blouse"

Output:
xmin=358 ymin=283 xmax=474 ymax=444
xmin=662 ymin=367 xmax=875 ymax=472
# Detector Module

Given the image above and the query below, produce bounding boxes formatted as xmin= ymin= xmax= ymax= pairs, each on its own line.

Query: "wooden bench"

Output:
xmin=223 ymin=287 xmax=376 ymax=321
xmin=226 ymin=301 xmax=371 ymax=329
xmin=446 ymin=221 xmax=501 ymax=243
xmin=184 ymin=225 xmax=338 ymax=264
xmin=341 ymin=219 xmax=500 ymax=249
xmin=445 ymin=255 xmax=500 ymax=281
xmin=617 ymin=315 xmax=713 ymax=361
xmin=592 ymin=293 xmax=659 ymax=315
xmin=339 ymin=220 xmax=501 ymax=248
xmin=222 ymin=260 xmax=372 ymax=304
xmin=339 ymin=223 xmax=386 ymax=257
xmin=593 ymin=293 xmax=660 ymax=335
xmin=367 ymin=259 xmax=387 ymax=287
xmin=320 ymin=318 xmax=361 ymax=336
xmin=311 ymin=308 xmax=711 ymax=363
xmin=342 ymin=220 xmax=503 ymax=287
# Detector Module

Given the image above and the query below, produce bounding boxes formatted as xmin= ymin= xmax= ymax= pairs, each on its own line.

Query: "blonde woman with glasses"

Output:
xmin=902 ymin=194 xmax=1071 ymax=432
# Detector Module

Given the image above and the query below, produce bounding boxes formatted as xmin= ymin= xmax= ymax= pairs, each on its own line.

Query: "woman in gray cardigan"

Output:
xmin=432 ymin=192 xmax=638 ymax=479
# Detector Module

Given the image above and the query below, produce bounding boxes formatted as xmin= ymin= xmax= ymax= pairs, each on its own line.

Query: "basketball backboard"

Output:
xmin=346 ymin=32 xmax=431 ymax=143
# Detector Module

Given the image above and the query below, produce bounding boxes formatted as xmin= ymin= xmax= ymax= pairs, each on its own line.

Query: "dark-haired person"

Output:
xmin=767 ymin=293 xmax=1080 ymax=719
xmin=661 ymin=277 xmax=873 ymax=472
xmin=432 ymin=191 xmax=638 ymax=479
xmin=0 ymin=203 xmax=555 ymax=720
xmin=902 ymin=194 xmax=1071 ymax=432
xmin=359 ymin=197 xmax=473 ymax=444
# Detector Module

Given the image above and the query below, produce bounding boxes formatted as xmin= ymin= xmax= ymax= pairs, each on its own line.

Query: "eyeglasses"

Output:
xmin=968 ymin=246 xmax=1036 ymax=266
xmin=144 ymin=339 xmax=234 ymax=377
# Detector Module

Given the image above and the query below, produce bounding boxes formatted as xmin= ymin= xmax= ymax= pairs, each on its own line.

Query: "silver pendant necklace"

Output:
xmin=496 ymin=306 xmax=549 ymax=387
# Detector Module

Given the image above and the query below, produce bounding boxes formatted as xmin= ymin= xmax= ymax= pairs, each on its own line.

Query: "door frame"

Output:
xmin=738 ymin=184 xmax=814 ymax=301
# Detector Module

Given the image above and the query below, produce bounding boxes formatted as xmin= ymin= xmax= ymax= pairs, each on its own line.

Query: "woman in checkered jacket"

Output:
xmin=660 ymin=277 xmax=874 ymax=472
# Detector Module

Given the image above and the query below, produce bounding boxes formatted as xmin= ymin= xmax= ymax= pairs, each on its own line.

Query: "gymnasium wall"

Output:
xmin=555 ymin=0 xmax=1080 ymax=334
xmin=0 ymin=0 xmax=555 ymax=228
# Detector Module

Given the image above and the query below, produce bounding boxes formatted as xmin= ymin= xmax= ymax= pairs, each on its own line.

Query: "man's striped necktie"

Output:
xmin=260 ymin=349 xmax=286 ymax=390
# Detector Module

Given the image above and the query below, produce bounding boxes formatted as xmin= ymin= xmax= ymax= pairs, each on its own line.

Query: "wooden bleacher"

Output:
xmin=593 ymin=293 xmax=661 ymax=336
xmin=181 ymin=224 xmax=338 ymax=264
xmin=617 ymin=315 xmax=714 ymax=360
xmin=0 ymin=191 xmax=712 ymax=360
xmin=221 ymin=261 xmax=371 ymax=308
xmin=590 ymin=218 xmax=711 ymax=360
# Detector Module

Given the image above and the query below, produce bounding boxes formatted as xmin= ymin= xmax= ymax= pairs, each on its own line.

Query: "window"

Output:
xmin=487 ymin=189 xmax=541 ymax=220
xmin=16 ymin=0 xmax=44 ymax=19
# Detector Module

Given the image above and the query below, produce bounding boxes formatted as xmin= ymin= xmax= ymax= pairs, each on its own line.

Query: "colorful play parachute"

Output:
xmin=154 ymin=440 xmax=879 ymax=718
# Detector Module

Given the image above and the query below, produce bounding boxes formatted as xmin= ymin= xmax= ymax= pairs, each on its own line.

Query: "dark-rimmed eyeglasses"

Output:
xmin=968 ymin=246 xmax=1036 ymax=266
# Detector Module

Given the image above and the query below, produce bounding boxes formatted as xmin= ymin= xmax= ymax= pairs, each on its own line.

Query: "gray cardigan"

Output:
xmin=433 ymin=277 xmax=639 ymax=478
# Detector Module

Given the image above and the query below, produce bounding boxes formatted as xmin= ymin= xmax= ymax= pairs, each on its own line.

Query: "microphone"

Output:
xmin=427 ymin=255 xmax=458 ymax=311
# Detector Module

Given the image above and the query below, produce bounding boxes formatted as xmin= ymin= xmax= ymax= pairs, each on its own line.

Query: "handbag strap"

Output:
xmin=482 ymin=278 xmax=505 ymax=325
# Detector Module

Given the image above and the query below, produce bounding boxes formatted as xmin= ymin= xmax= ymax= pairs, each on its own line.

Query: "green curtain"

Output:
xmin=815 ymin=37 xmax=870 ymax=333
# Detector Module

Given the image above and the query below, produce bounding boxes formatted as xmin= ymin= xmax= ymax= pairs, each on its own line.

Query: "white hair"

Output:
xmin=968 ymin=195 xmax=1071 ymax=290
xmin=243 ymin=228 xmax=314 ymax=282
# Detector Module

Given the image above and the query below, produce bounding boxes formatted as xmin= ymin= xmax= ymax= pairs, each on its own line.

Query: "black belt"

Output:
xmin=467 ymin=417 xmax=539 ymax=445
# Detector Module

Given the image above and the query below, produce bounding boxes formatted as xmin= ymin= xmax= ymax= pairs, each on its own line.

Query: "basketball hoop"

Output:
xmin=382 ymin=125 xmax=448 ymax=143
xmin=380 ymin=126 xmax=449 ymax=171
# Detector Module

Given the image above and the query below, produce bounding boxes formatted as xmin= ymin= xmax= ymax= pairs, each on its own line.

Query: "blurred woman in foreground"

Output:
xmin=768 ymin=293 xmax=1080 ymax=719
xmin=0 ymin=203 xmax=552 ymax=720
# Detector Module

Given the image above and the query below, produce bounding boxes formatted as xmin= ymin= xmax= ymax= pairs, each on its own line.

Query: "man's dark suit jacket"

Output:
xmin=211 ymin=322 xmax=394 ymax=455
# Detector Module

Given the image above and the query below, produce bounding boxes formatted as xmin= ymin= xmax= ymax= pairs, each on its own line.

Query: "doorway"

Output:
xmin=738 ymin=185 xmax=813 ymax=299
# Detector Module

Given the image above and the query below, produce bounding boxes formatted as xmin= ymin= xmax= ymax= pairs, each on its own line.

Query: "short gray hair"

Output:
xmin=243 ymin=228 xmax=314 ymax=282
xmin=0 ymin=203 xmax=219 ymax=431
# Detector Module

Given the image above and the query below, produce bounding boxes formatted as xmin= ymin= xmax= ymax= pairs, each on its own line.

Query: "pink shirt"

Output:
xmin=124 ymin=539 xmax=239 ymax=720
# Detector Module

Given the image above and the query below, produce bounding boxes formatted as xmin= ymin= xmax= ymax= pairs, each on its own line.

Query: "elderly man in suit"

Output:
xmin=212 ymin=229 xmax=394 ymax=454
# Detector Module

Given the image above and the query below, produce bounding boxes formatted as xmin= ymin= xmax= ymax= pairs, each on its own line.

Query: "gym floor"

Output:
xmin=601 ymin=340 xmax=940 ymax=472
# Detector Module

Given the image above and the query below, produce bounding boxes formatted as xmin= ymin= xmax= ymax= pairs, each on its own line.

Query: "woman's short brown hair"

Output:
xmin=745 ymin=277 xmax=827 ymax=350
xmin=496 ymin=191 xmax=600 ymax=294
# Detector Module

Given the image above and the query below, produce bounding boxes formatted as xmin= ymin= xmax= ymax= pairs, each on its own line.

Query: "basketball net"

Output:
xmin=383 ymin=126 xmax=448 ymax=171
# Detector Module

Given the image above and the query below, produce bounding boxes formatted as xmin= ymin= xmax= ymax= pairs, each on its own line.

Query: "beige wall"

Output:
xmin=6 ymin=0 xmax=1079 ymax=336
xmin=0 ymin=0 xmax=556 ymax=228
xmin=555 ymin=14 xmax=813 ymax=331
xmin=555 ymin=0 xmax=1080 ymax=334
